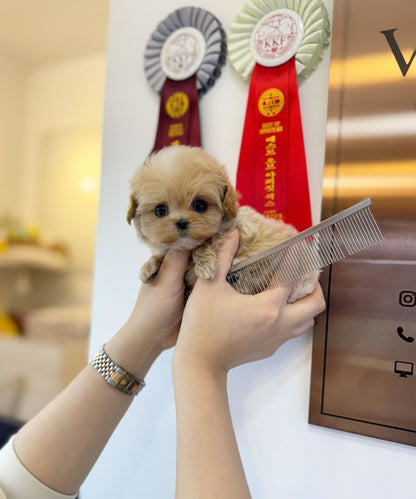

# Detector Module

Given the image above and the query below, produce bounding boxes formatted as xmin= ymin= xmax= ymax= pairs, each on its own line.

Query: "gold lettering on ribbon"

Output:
xmin=260 ymin=131 xmax=284 ymax=220
xmin=165 ymin=92 xmax=189 ymax=147
xmin=256 ymin=88 xmax=286 ymax=220
xmin=168 ymin=123 xmax=185 ymax=137
xmin=259 ymin=121 xmax=283 ymax=135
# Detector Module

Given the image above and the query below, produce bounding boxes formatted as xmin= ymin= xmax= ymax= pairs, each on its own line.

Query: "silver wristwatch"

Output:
xmin=90 ymin=347 xmax=145 ymax=397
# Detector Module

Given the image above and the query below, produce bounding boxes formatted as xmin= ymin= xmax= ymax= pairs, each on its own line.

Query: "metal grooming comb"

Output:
xmin=226 ymin=198 xmax=383 ymax=294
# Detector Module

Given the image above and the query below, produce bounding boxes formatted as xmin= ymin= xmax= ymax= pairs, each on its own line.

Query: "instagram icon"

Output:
xmin=399 ymin=291 xmax=416 ymax=307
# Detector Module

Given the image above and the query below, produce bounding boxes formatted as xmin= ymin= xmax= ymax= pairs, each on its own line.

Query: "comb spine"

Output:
xmin=229 ymin=198 xmax=372 ymax=274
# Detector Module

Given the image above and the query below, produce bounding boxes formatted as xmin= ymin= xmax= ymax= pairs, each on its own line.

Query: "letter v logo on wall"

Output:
xmin=380 ymin=29 xmax=416 ymax=77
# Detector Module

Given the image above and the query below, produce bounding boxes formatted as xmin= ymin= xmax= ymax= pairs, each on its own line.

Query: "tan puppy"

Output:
xmin=127 ymin=145 xmax=318 ymax=302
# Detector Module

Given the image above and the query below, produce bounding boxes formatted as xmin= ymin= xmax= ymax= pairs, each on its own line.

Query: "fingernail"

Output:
xmin=229 ymin=228 xmax=239 ymax=239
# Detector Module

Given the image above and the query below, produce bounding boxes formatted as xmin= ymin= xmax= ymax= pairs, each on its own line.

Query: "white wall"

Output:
xmin=18 ymin=55 xmax=106 ymax=225
xmin=86 ymin=1 xmax=414 ymax=498
xmin=0 ymin=54 xmax=106 ymax=310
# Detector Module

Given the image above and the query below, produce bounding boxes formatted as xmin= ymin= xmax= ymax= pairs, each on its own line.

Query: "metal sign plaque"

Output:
xmin=309 ymin=0 xmax=416 ymax=446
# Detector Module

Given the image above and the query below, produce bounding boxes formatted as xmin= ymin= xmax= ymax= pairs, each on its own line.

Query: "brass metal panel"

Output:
xmin=309 ymin=0 xmax=416 ymax=446
xmin=322 ymin=0 xmax=416 ymax=221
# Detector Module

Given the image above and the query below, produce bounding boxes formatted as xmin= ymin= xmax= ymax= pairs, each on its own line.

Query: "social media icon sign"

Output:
xmin=399 ymin=291 xmax=416 ymax=307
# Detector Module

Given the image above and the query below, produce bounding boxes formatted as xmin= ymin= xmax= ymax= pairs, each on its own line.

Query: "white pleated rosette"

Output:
xmin=144 ymin=6 xmax=227 ymax=96
xmin=228 ymin=0 xmax=331 ymax=81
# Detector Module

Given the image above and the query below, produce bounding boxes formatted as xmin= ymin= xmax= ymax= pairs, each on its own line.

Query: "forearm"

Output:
xmin=9 ymin=246 xmax=190 ymax=496
xmin=13 ymin=329 xmax=160 ymax=495
xmin=14 ymin=364 xmax=131 ymax=495
xmin=173 ymin=357 xmax=251 ymax=499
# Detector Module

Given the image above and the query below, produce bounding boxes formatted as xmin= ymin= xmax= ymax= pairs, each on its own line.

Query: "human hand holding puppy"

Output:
xmin=104 ymin=247 xmax=191 ymax=380
xmin=173 ymin=229 xmax=325 ymax=499
xmin=9 ymin=246 xmax=192 ymax=498
xmin=175 ymin=229 xmax=326 ymax=374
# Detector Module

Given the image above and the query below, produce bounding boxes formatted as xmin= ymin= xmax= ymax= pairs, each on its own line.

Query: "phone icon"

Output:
xmin=397 ymin=327 xmax=414 ymax=343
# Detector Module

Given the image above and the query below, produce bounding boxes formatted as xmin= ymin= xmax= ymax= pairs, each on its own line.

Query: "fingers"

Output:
xmin=300 ymin=283 xmax=326 ymax=315
xmin=157 ymin=249 xmax=191 ymax=287
xmin=265 ymin=280 xmax=296 ymax=305
xmin=289 ymin=318 xmax=316 ymax=340
xmin=283 ymin=283 xmax=326 ymax=324
xmin=211 ymin=229 xmax=240 ymax=283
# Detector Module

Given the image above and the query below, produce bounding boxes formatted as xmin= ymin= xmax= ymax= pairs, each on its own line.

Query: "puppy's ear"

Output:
xmin=222 ymin=182 xmax=239 ymax=219
xmin=127 ymin=194 xmax=138 ymax=225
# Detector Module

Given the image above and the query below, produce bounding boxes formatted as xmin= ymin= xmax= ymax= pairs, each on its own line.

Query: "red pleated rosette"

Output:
xmin=229 ymin=0 xmax=330 ymax=231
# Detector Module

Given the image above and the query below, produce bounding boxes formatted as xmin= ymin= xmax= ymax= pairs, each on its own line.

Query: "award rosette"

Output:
xmin=229 ymin=0 xmax=330 ymax=231
xmin=144 ymin=7 xmax=226 ymax=152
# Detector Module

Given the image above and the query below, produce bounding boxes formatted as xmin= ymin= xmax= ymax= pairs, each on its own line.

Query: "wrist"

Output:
xmin=90 ymin=347 xmax=146 ymax=396
xmin=172 ymin=347 xmax=228 ymax=387
xmin=105 ymin=327 xmax=164 ymax=380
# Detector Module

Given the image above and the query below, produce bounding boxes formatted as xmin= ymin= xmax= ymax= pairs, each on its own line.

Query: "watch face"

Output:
xmin=251 ymin=9 xmax=304 ymax=67
xmin=110 ymin=371 xmax=141 ymax=395
xmin=161 ymin=27 xmax=206 ymax=80
xmin=110 ymin=371 xmax=127 ymax=386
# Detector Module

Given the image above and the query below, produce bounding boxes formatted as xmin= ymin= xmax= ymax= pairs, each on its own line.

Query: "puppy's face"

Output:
xmin=127 ymin=146 xmax=238 ymax=251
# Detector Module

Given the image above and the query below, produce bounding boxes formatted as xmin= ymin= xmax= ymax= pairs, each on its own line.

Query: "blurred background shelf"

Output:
xmin=0 ymin=245 xmax=68 ymax=272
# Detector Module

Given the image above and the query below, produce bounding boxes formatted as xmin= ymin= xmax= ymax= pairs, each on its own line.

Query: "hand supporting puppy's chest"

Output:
xmin=184 ymin=233 xmax=229 ymax=289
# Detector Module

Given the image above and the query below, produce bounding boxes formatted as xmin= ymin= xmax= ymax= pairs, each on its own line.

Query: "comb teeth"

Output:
xmin=226 ymin=199 xmax=384 ymax=295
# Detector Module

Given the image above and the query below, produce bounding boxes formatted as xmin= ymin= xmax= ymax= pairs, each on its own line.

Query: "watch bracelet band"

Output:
xmin=90 ymin=346 xmax=145 ymax=397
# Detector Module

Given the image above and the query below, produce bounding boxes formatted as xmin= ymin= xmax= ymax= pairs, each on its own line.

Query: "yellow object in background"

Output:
xmin=0 ymin=228 xmax=7 ymax=253
xmin=0 ymin=307 xmax=19 ymax=335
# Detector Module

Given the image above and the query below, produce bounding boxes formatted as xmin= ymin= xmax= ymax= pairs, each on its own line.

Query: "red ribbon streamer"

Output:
xmin=236 ymin=57 xmax=312 ymax=232
xmin=152 ymin=74 xmax=201 ymax=153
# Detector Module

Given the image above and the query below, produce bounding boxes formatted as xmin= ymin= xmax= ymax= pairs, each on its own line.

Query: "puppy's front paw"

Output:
xmin=193 ymin=249 xmax=218 ymax=280
xmin=287 ymin=271 xmax=320 ymax=303
xmin=140 ymin=255 xmax=164 ymax=283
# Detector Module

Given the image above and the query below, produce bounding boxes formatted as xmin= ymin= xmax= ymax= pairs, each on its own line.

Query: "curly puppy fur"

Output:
xmin=127 ymin=145 xmax=318 ymax=302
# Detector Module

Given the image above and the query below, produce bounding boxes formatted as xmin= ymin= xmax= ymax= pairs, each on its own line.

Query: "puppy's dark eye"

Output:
xmin=192 ymin=199 xmax=208 ymax=213
xmin=154 ymin=204 xmax=169 ymax=218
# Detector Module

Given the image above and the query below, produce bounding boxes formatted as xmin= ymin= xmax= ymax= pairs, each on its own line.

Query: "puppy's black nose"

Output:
xmin=176 ymin=219 xmax=189 ymax=230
